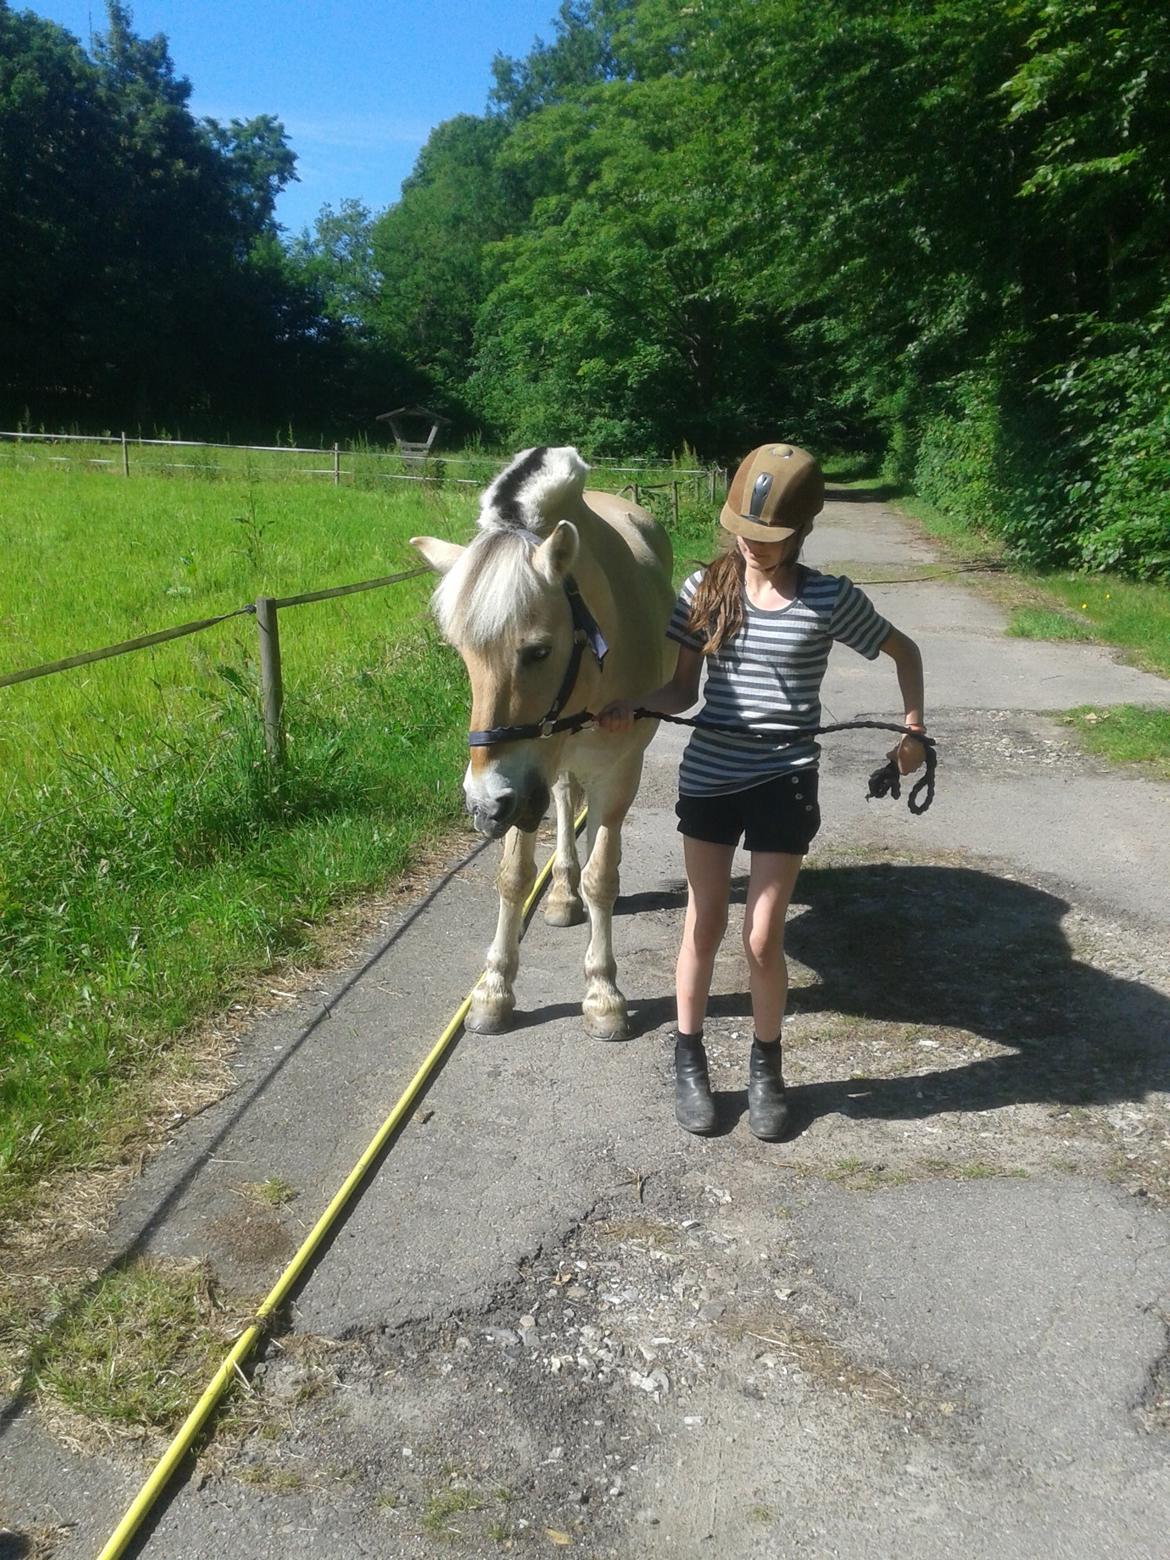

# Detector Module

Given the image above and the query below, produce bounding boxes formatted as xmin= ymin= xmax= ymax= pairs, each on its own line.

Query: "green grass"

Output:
xmin=1019 ymin=572 xmax=1170 ymax=679
xmin=422 ymin=1488 xmax=485 ymax=1536
xmin=31 ymin=1257 xmax=242 ymax=1434
xmin=0 ymin=467 xmax=480 ymax=1216
xmin=244 ymin=1176 xmax=298 ymax=1209
xmin=0 ymin=464 xmax=471 ymax=785
xmin=1007 ymin=605 xmax=1097 ymax=642
xmin=1057 ymin=706 xmax=1170 ymax=779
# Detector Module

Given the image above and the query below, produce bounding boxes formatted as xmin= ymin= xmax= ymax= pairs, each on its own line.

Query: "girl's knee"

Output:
xmin=688 ymin=909 xmax=728 ymax=961
xmin=743 ymin=924 xmax=784 ymax=969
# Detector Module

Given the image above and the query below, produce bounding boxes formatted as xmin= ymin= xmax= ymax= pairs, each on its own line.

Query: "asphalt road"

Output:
xmin=4 ymin=489 xmax=1170 ymax=1560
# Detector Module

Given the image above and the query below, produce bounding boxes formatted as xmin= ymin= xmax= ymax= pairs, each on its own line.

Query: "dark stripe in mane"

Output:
xmin=490 ymin=445 xmax=549 ymax=526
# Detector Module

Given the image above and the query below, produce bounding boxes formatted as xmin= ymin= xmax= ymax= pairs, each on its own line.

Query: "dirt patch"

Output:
xmin=0 ymin=1523 xmax=73 ymax=1560
xmin=190 ymin=1169 xmax=972 ymax=1556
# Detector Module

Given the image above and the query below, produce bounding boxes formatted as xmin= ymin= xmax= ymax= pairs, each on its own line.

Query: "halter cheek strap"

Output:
xmin=466 ymin=577 xmax=608 ymax=747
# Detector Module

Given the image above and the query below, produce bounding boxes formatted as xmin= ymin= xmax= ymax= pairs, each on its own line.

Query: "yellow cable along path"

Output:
xmin=96 ymin=815 xmax=585 ymax=1560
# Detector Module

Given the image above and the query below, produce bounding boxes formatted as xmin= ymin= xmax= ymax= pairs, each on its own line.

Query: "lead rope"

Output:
xmin=632 ymin=711 xmax=937 ymax=815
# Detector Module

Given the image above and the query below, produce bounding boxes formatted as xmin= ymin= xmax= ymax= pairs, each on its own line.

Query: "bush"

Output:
xmin=1048 ymin=316 xmax=1170 ymax=581
xmin=896 ymin=368 xmax=1073 ymax=566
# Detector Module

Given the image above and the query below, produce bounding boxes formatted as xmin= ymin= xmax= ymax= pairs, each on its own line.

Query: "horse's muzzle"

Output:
xmin=467 ymin=780 xmax=550 ymax=839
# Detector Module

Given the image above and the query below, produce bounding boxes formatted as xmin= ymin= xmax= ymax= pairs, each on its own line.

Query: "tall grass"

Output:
xmin=0 ymin=469 xmax=478 ymax=1213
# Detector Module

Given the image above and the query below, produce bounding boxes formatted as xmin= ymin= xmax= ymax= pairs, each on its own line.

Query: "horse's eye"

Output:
xmin=519 ymin=642 xmax=552 ymax=666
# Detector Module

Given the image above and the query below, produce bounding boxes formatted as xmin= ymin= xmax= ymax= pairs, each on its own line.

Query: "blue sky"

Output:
xmin=23 ymin=1 xmax=561 ymax=234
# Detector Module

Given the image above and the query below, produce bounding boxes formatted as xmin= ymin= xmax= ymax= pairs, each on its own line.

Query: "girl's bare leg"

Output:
xmin=741 ymin=851 xmax=805 ymax=1042
xmin=676 ymin=836 xmax=736 ymax=1033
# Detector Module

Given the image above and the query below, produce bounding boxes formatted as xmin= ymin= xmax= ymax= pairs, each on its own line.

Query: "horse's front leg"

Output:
xmin=466 ymin=824 xmax=538 ymax=1034
xmin=544 ymin=772 xmax=585 ymax=927
xmin=579 ymin=754 xmax=644 ymax=1040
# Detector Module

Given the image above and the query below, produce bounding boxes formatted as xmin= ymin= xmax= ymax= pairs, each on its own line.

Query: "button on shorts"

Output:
xmin=675 ymin=769 xmax=821 ymax=854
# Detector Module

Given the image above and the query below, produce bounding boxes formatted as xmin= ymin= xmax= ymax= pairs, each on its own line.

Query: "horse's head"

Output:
xmin=411 ymin=518 xmax=585 ymax=838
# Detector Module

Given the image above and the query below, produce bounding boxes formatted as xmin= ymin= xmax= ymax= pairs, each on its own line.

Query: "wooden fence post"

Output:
xmin=121 ymin=432 xmax=129 ymax=478
xmin=632 ymin=481 xmax=640 ymax=508
xmin=255 ymin=597 xmax=284 ymax=763
xmin=707 ymin=467 xmax=715 ymax=503
xmin=671 ymin=480 xmax=680 ymax=529
xmin=332 ymin=442 xmax=340 ymax=485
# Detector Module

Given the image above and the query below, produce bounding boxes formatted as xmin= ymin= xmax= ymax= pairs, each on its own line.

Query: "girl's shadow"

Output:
xmin=625 ymin=862 xmax=1170 ymax=1136
xmin=784 ymin=862 xmax=1170 ymax=1127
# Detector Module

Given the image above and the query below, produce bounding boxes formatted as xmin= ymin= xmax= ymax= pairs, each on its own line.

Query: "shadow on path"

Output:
xmin=782 ymin=862 xmax=1170 ymax=1129
xmin=825 ymin=483 xmax=910 ymax=504
xmin=618 ymin=862 xmax=1169 ymax=1129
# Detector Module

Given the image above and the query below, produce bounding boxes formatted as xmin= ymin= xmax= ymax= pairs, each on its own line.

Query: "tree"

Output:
xmin=205 ymin=112 xmax=298 ymax=247
xmin=0 ymin=5 xmax=113 ymax=412
xmin=370 ymin=114 xmax=515 ymax=414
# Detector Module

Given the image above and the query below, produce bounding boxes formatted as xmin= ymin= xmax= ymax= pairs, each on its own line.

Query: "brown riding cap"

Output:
xmin=719 ymin=443 xmax=825 ymax=542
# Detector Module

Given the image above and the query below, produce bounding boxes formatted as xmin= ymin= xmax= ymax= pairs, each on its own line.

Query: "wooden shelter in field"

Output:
xmin=375 ymin=405 xmax=449 ymax=464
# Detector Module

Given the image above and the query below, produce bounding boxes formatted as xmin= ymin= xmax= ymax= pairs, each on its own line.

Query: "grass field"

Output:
xmin=1055 ymin=706 xmax=1170 ymax=780
xmin=0 ymin=432 xmax=714 ymax=501
xmin=0 ymin=465 xmax=488 ymax=1216
xmin=0 ymin=460 xmax=716 ymax=1221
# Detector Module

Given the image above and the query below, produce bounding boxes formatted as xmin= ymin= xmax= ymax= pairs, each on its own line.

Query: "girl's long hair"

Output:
xmin=685 ymin=526 xmax=809 ymax=653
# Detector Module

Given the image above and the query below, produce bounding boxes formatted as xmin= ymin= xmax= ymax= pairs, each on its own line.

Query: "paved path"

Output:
xmin=4 ymin=491 xmax=1170 ymax=1559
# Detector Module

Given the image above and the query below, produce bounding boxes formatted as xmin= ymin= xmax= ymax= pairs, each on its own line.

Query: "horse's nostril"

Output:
xmin=489 ymin=791 xmax=516 ymax=821
xmin=468 ymin=791 xmax=517 ymax=829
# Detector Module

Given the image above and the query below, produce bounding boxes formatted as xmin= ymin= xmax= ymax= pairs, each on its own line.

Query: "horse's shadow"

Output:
xmin=527 ymin=862 xmax=1170 ymax=1134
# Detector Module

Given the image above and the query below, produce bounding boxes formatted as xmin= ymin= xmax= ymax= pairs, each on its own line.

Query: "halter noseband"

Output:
xmin=466 ymin=577 xmax=608 ymax=748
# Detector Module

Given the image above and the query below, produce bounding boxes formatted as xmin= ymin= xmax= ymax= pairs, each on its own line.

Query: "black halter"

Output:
xmin=466 ymin=577 xmax=608 ymax=748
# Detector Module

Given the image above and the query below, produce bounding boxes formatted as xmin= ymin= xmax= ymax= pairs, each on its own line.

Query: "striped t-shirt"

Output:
xmin=667 ymin=566 xmax=891 ymax=795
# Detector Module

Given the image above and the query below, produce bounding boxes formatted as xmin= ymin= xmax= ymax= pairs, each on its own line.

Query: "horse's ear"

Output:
xmin=532 ymin=520 xmax=578 ymax=584
xmin=410 ymin=536 xmax=465 ymax=575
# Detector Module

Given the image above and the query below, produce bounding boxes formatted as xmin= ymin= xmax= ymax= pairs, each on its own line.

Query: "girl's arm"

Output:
xmin=878 ymin=627 xmax=927 ymax=773
xmin=597 ymin=645 xmax=703 ymax=732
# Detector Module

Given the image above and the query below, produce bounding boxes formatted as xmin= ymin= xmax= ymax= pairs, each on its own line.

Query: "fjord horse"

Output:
xmin=411 ymin=446 xmax=674 ymax=1039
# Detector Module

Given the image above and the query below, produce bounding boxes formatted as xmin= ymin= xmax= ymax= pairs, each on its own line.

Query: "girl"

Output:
xmin=598 ymin=443 xmax=926 ymax=1140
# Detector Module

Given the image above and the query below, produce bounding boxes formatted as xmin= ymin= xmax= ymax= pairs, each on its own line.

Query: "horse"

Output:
xmin=410 ymin=445 xmax=675 ymax=1040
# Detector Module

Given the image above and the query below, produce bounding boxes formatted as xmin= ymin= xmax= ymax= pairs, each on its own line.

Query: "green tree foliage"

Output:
xmin=367 ymin=114 xmax=516 ymax=421
xmin=289 ymin=199 xmax=381 ymax=328
xmin=0 ymin=5 xmax=114 ymax=411
xmin=4 ymin=0 xmax=1167 ymax=574
xmin=0 ymin=1 xmax=334 ymax=436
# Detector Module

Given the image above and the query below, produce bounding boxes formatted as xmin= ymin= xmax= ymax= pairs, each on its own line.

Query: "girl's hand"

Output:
xmin=888 ymin=730 xmax=927 ymax=775
xmin=597 ymin=699 xmax=638 ymax=733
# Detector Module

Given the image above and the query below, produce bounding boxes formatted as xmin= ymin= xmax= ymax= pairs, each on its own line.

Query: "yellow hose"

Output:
xmin=96 ymin=817 xmax=584 ymax=1560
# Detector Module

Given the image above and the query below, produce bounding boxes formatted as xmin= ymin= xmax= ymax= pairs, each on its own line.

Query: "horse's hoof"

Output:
xmin=465 ymin=1006 xmax=513 ymax=1035
xmin=544 ymin=897 xmax=586 ymax=927
xmin=584 ymin=1011 xmax=630 ymax=1042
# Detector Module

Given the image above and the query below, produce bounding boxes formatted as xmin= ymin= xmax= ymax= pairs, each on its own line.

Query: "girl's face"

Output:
xmin=736 ymin=526 xmax=808 ymax=572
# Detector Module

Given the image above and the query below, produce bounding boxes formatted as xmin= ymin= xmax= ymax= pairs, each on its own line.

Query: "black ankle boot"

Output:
xmin=674 ymin=1032 xmax=717 ymax=1135
xmin=748 ymin=1037 xmax=789 ymax=1141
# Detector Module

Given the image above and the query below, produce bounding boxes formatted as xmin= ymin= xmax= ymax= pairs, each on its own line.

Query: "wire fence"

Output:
xmin=1 ymin=434 xmax=726 ymax=766
xmin=0 ymin=566 xmax=434 ymax=764
xmin=0 ymin=430 xmax=723 ymax=498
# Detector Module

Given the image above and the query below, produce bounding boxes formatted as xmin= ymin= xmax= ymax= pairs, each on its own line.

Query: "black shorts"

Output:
xmin=675 ymin=770 xmax=821 ymax=854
